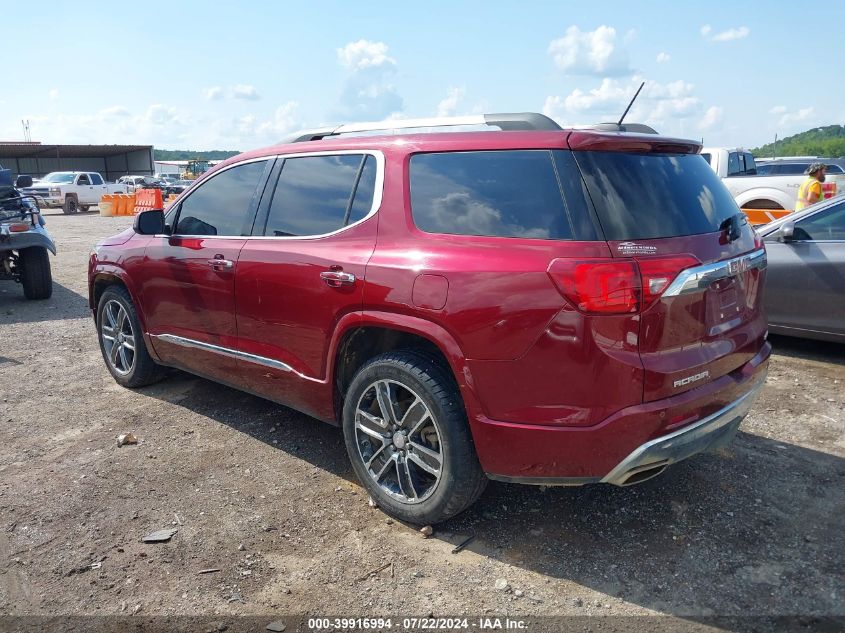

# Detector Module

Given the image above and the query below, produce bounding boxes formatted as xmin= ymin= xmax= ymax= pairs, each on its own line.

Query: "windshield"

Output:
xmin=41 ymin=173 xmax=76 ymax=184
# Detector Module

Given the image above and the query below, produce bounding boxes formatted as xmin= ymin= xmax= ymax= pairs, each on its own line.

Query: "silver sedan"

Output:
xmin=759 ymin=196 xmax=845 ymax=342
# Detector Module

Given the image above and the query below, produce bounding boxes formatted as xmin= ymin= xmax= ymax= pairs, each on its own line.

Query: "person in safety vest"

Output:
xmin=795 ymin=163 xmax=827 ymax=211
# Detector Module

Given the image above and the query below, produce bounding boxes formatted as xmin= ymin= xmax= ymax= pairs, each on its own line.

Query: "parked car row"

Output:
xmin=20 ymin=172 xmax=129 ymax=214
xmin=117 ymin=175 xmax=192 ymax=197
xmin=701 ymin=148 xmax=843 ymax=218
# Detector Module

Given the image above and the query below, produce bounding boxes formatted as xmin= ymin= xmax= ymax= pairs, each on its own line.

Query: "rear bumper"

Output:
xmin=472 ymin=342 xmax=770 ymax=483
xmin=600 ymin=379 xmax=762 ymax=486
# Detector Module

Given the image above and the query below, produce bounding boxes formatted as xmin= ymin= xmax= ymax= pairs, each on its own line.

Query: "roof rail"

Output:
xmin=285 ymin=112 xmax=562 ymax=143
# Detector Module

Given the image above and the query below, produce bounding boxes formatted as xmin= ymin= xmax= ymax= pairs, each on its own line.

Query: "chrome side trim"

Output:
xmin=662 ymin=248 xmax=767 ymax=297
xmin=163 ymin=149 xmax=385 ymax=242
xmin=150 ymin=334 xmax=321 ymax=383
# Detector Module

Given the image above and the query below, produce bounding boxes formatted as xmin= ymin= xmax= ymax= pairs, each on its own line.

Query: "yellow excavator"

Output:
xmin=181 ymin=159 xmax=210 ymax=180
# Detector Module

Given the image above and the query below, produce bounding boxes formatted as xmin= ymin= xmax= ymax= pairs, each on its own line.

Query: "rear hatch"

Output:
xmin=569 ymin=132 xmax=767 ymax=402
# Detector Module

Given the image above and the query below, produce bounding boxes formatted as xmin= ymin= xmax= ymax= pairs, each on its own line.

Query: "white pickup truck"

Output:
xmin=701 ymin=148 xmax=844 ymax=225
xmin=21 ymin=171 xmax=129 ymax=214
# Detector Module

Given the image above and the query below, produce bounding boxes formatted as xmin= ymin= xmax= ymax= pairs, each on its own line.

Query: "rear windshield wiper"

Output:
xmin=719 ymin=212 xmax=747 ymax=243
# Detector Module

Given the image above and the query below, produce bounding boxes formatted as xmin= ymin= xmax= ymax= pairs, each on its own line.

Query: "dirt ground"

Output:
xmin=1 ymin=209 xmax=843 ymax=631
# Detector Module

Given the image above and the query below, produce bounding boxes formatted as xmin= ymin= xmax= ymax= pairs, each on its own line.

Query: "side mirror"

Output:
xmin=780 ymin=221 xmax=796 ymax=243
xmin=133 ymin=209 xmax=166 ymax=235
xmin=15 ymin=175 xmax=33 ymax=188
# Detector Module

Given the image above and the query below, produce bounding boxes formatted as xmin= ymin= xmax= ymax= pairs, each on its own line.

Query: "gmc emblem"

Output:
xmin=728 ymin=257 xmax=750 ymax=276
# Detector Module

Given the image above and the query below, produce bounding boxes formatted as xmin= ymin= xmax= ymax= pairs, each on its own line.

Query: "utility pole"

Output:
xmin=773 ymin=134 xmax=777 ymax=159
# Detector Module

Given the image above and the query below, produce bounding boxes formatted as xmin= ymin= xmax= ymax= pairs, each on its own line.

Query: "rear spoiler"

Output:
xmin=567 ymin=130 xmax=702 ymax=154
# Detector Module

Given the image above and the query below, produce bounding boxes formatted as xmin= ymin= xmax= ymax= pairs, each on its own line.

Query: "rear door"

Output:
xmin=234 ymin=151 xmax=381 ymax=417
xmin=573 ymin=146 xmax=767 ymax=402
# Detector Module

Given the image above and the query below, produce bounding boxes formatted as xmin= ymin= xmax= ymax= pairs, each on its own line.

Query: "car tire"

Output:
xmin=342 ymin=350 xmax=487 ymax=525
xmin=19 ymin=247 xmax=53 ymax=300
xmin=62 ymin=196 xmax=78 ymax=214
xmin=96 ymin=286 xmax=167 ymax=388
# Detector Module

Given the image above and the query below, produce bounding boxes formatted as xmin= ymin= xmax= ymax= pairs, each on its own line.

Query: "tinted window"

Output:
xmin=575 ymin=152 xmax=739 ymax=240
xmin=77 ymin=174 xmax=90 ymax=185
xmin=264 ymin=154 xmax=374 ymax=237
xmin=741 ymin=153 xmax=757 ymax=175
xmin=91 ymin=173 xmax=104 ymax=185
xmin=756 ymin=163 xmax=775 ymax=175
xmin=700 ymin=152 xmax=712 ymax=166
xmin=347 ymin=156 xmax=377 ymax=225
xmin=727 ymin=152 xmax=741 ymax=176
xmin=795 ymin=202 xmax=845 ymax=240
xmin=780 ymin=163 xmax=808 ymax=175
xmin=410 ymin=150 xmax=573 ymax=240
xmin=825 ymin=164 xmax=844 ymax=174
xmin=175 ymin=160 xmax=267 ymax=236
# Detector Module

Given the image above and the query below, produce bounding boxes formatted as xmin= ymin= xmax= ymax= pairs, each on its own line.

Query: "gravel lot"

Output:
xmin=1 ymin=210 xmax=843 ymax=630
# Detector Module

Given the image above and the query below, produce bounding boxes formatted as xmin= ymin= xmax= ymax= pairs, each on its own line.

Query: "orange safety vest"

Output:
xmin=795 ymin=178 xmax=822 ymax=211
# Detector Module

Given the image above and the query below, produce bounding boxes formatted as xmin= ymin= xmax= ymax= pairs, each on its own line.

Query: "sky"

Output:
xmin=3 ymin=0 xmax=842 ymax=151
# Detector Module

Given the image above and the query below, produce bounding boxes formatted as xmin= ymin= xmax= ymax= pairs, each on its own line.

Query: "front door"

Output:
xmin=235 ymin=152 xmax=381 ymax=419
xmin=139 ymin=159 xmax=272 ymax=384
xmin=765 ymin=201 xmax=845 ymax=336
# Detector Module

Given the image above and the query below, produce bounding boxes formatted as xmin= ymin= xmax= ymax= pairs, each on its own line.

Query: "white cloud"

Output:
xmin=543 ymin=76 xmax=705 ymax=135
xmin=337 ymin=39 xmax=396 ymax=71
xmin=712 ymin=26 xmax=750 ymax=42
xmin=776 ymin=106 xmax=814 ymax=127
xmin=258 ymin=102 xmax=300 ymax=137
xmin=769 ymin=105 xmax=787 ymax=115
xmin=547 ymin=25 xmax=631 ymax=76
xmin=334 ymin=39 xmax=403 ymax=121
xmin=5 ymin=99 xmax=301 ymax=150
xmin=204 ymin=86 xmax=223 ymax=101
xmin=99 ymin=106 xmax=130 ymax=117
xmin=656 ymin=52 xmax=671 ymax=63
xmin=48 ymin=89 xmax=59 ymax=101
xmin=436 ymin=87 xmax=465 ymax=117
xmin=144 ymin=104 xmax=178 ymax=125
xmin=699 ymin=106 xmax=723 ymax=130
xmin=702 ymin=25 xmax=750 ymax=42
xmin=232 ymin=84 xmax=260 ymax=100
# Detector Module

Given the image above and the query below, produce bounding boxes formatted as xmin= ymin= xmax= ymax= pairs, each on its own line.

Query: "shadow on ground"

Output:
xmin=139 ymin=370 xmax=845 ymax=619
xmin=769 ymin=334 xmax=845 ymax=365
xmin=0 ymin=282 xmax=89 ymax=325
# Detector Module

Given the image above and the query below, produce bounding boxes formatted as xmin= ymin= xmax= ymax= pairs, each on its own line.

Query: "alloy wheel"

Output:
xmin=354 ymin=379 xmax=443 ymax=504
xmin=100 ymin=299 xmax=136 ymax=375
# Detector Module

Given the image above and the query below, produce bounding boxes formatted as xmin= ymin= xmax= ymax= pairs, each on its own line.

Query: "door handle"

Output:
xmin=320 ymin=270 xmax=356 ymax=286
xmin=207 ymin=257 xmax=234 ymax=270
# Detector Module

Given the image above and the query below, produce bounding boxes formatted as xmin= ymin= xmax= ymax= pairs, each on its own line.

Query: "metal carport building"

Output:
xmin=0 ymin=142 xmax=155 ymax=181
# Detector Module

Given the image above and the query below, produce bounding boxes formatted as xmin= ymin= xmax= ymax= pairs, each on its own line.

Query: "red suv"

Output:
xmin=89 ymin=113 xmax=770 ymax=524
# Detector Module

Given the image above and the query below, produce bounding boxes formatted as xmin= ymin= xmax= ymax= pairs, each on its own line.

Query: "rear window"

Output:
xmin=409 ymin=150 xmax=574 ymax=240
xmin=575 ymin=151 xmax=740 ymax=240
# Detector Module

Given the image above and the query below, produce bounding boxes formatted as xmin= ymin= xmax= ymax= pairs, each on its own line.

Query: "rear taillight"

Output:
xmin=548 ymin=259 xmax=639 ymax=314
xmin=548 ymin=255 xmax=699 ymax=315
xmin=8 ymin=222 xmax=31 ymax=232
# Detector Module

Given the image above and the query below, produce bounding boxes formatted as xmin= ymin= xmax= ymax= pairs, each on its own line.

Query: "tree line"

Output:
xmin=751 ymin=125 xmax=845 ymax=158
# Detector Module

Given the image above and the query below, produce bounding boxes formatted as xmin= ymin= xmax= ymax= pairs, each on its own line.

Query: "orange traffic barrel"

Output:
xmin=99 ymin=194 xmax=115 ymax=217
